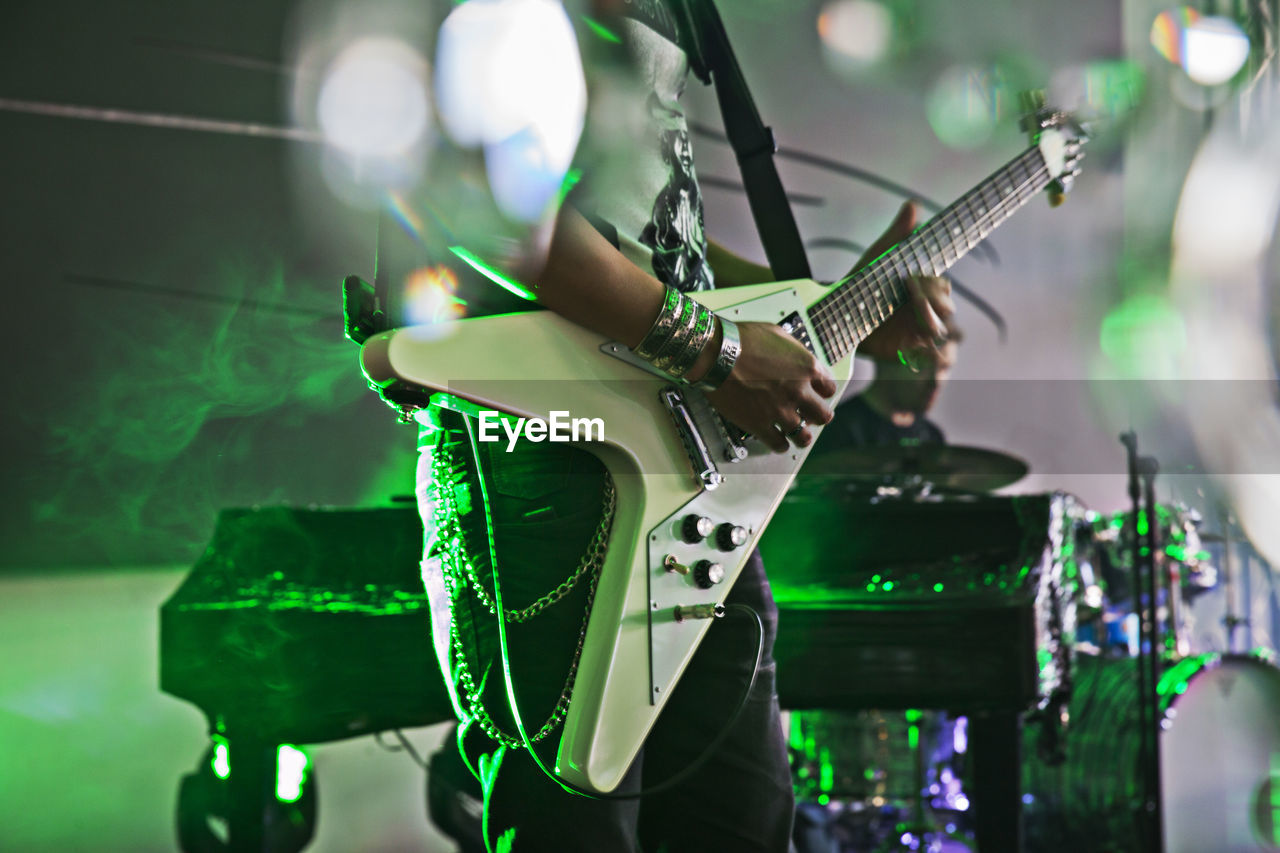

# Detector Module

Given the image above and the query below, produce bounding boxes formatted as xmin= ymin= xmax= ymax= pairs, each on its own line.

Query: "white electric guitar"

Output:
xmin=361 ymin=104 xmax=1086 ymax=793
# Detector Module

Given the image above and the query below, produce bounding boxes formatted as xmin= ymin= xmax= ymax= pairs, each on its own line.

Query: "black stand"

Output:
xmin=225 ymin=733 xmax=276 ymax=852
xmin=1120 ymin=431 xmax=1165 ymax=852
xmin=970 ymin=711 xmax=1023 ymax=853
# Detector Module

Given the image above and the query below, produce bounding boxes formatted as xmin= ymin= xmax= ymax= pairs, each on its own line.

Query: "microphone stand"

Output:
xmin=1139 ymin=454 xmax=1165 ymax=853
xmin=1120 ymin=432 xmax=1164 ymax=852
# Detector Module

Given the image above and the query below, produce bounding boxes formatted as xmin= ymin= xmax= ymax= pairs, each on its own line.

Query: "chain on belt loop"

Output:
xmin=429 ymin=432 xmax=616 ymax=748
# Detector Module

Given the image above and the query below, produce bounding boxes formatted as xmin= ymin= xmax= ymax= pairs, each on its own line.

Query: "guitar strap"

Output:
xmin=674 ymin=0 xmax=813 ymax=281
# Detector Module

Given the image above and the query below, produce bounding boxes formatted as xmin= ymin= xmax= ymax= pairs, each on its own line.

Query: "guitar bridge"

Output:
xmin=695 ymin=398 xmax=748 ymax=463
xmin=660 ymin=386 xmax=723 ymax=489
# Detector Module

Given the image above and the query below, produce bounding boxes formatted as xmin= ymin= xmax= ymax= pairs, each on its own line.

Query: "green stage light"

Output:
xmin=276 ymin=744 xmax=311 ymax=804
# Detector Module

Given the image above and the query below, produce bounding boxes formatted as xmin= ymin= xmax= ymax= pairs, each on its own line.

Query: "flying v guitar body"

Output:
xmin=361 ymin=278 xmax=853 ymax=793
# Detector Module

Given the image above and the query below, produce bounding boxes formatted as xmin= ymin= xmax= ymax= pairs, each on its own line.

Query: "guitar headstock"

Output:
xmin=1019 ymin=90 xmax=1088 ymax=207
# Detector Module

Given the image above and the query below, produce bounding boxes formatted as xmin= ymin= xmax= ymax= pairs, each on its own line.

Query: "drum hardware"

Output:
xmin=1217 ymin=507 xmax=1252 ymax=652
xmin=1081 ymin=503 xmax=1216 ymax=659
xmin=1024 ymin=651 xmax=1280 ymax=852
xmin=799 ymin=445 xmax=1030 ymax=496
xmin=1120 ymin=430 xmax=1164 ymax=853
xmin=788 ymin=709 xmax=975 ymax=852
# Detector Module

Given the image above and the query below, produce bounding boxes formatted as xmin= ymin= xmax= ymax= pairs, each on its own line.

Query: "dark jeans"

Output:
xmin=418 ymin=411 xmax=795 ymax=852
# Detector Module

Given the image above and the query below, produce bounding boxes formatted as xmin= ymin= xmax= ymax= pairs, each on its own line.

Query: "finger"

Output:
xmin=920 ymin=273 xmax=952 ymax=295
xmin=929 ymin=290 xmax=957 ymax=327
xmin=789 ymin=425 xmax=815 ymax=448
xmin=758 ymin=422 xmax=790 ymax=453
xmin=775 ymin=410 xmax=816 ymax=449
xmin=810 ymin=364 xmax=837 ymax=399
xmin=914 ymin=276 xmax=957 ymax=340
xmin=919 ymin=276 xmax=956 ymax=315
xmin=907 ymin=277 xmax=947 ymax=340
xmin=857 ymin=201 xmax=918 ymax=268
xmin=797 ymin=390 xmax=834 ymax=427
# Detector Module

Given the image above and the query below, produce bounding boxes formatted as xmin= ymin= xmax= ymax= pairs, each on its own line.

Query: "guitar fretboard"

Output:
xmin=810 ymin=146 xmax=1052 ymax=362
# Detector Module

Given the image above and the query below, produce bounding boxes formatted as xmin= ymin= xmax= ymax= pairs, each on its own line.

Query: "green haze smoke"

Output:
xmin=24 ymin=250 xmax=414 ymax=569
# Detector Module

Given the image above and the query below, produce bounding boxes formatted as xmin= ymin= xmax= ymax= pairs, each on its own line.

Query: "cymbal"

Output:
xmin=799 ymin=443 xmax=1029 ymax=493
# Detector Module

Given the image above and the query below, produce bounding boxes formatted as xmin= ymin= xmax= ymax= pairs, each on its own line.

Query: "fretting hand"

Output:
xmin=855 ymin=201 xmax=959 ymax=364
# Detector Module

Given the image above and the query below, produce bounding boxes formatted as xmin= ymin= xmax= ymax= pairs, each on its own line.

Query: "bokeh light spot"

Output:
xmin=818 ymin=0 xmax=893 ymax=69
xmin=1151 ymin=8 xmax=1250 ymax=87
xmin=926 ymin=64 xmax=1009 ymax=149
xmin=1099 ymin=293 xmax=1187 ymax=380
xmin=403 ymin=265 xmax=466 ymax=328
xmin=1150 ymin=7 xmax=1200 ymax=67
xmin=1050 ymin=60 xmax=1145 ymax=123
xmin=317 ymin=38 xmax=430 ymax=157
xmin=1183 ymin=16 xmax=1250 ymax=86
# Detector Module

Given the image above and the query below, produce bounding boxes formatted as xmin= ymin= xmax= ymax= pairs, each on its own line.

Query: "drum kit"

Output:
xmin=784 ymin=443 xmax=1280 ymax=853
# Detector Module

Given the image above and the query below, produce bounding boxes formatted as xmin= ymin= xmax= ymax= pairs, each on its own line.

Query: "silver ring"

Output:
xmin=785 ymin=421 xmax=806 ymax=438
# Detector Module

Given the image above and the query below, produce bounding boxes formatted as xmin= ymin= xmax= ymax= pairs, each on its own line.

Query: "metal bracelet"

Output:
xmin=651 ymin=294 xmax=699 ymax=371
xmin=634 ymin=286 xmax=684 ymax=361
xmin=693 ymin=316 xmax=741 ymax=392
xmin=667 ymin=302 xmax=715 ymax=379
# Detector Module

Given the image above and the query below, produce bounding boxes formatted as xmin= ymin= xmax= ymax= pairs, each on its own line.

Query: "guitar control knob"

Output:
xmin=680 ymin=514 xmax=715 ymax=544
xmin=715 ymin=523 xmax=748 ymax=551
xmin=693 ymin=560 xmax=724 ymax=589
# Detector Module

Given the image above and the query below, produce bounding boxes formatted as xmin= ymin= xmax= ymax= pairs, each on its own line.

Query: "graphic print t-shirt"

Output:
xmin=572 ymin=1 xmax=715 ymax=293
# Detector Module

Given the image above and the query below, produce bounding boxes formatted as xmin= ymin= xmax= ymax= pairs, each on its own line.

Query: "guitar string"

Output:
xmin=812 ymin=150 xmax=1041 ymax=331
xmin=814 ymin=150 xmax=1049 ymax=355
xmin=810 ymin=149 xmax=1052 ymax=360
xmin=814 ymin=152 xmax=1050 ymax=358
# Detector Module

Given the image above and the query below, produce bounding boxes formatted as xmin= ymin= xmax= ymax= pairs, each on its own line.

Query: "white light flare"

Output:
xmin=1171 ymin=87 xmax=1280 ymax=569
xmin=1182 ymin=17 xmax=1250 ymax=86
xmin=1150 ymin=9 xmax=1251 ymax=88
xmin=317 ymin=37 xmax=431 ymax=157
xmin=1174 ymin=148 xmax=1280 ymax=278
xmin=434 ymin=0 xmax=586 ymax=223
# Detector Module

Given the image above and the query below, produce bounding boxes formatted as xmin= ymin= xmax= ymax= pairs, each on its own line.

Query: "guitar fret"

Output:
xmin=1013 ymin=154 xmax=1031 ymax=202
xmin=811 ymin=143 xmax=1062 ymax=363
xmin=926 ymin=229 xmax=944 ymax=274
xmin=820 ymin=303 xmax=841 ymax=359
xmin=928 ymin=222 xmax=949 ymax=270
xmin=959 ymin=194 xmax=981 ymax=250
xmin=834 ymin=298 xmax=854 ymax=354
xmin=857 ymin=287 xmax=874 ymax=338
xmin=908 ymin=237 xmax=928 ymax=278
xmin=869 ymin=272 xmax=890 ymax=323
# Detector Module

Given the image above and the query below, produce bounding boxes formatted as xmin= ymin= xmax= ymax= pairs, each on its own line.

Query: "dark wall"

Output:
xmin=1 ymin=1 xmax=417 ymax=569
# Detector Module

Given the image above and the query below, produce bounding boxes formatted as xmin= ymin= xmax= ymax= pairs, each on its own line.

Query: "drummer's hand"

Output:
xmin=704 ymin=321 xmax=837 ymax=452
xmin=856 ymin=202 xmax=959 ymax=364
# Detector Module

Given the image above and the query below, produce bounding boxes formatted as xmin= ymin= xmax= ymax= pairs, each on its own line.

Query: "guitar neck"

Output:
xmin=809 ymin=145 xmax=1052 ymax=362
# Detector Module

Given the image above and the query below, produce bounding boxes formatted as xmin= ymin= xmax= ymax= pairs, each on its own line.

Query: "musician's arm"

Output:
xmin=705 ymin=240 xmax=773 ymax=287
xmin=530 ymin=205 xmax=836 ymax=451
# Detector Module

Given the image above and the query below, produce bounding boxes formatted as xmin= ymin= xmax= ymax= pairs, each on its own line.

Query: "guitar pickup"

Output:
xmin=660 ymin=387 xmax=723 ymax=490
